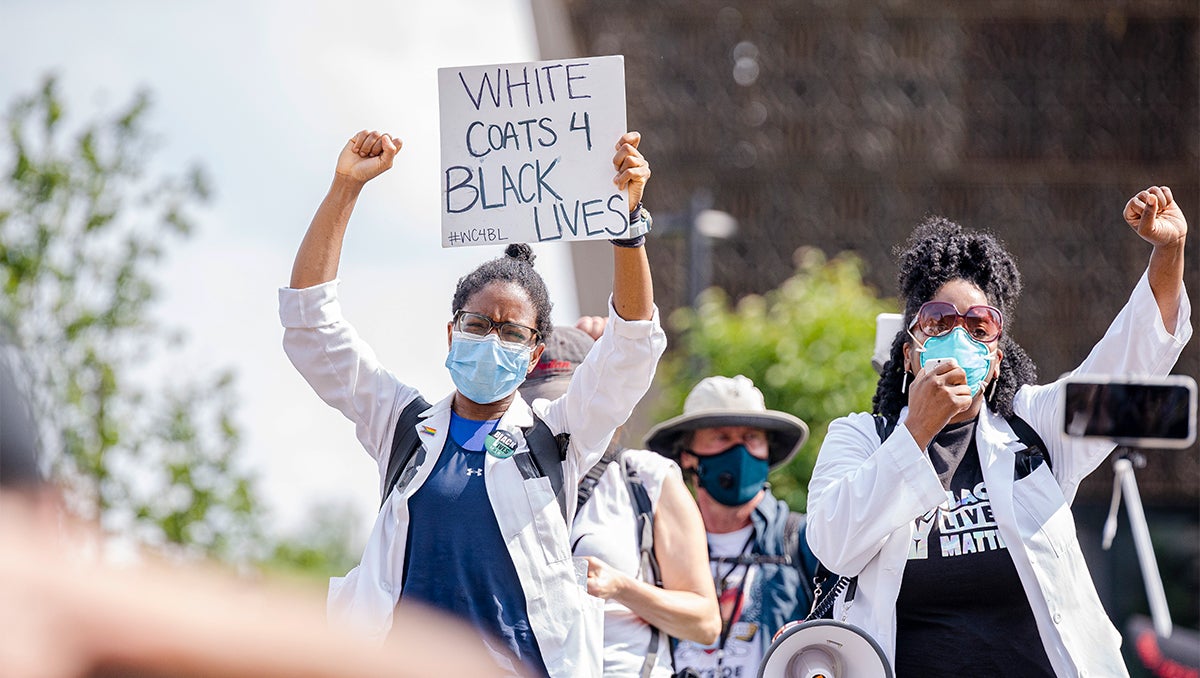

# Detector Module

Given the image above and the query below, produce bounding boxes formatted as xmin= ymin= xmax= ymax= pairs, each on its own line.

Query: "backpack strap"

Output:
xmin=575 ymin=449 xmax=665 ymax=677
xmin=514 ymin=417 xmax=570 ymax=522
xmin=878 ymin=409 xmax=1049 ymax=473
xmin=380 ymin=396 xmax=432 ymax=509
xmin=576 ymin=442 xmax=622 ymax=513
xmin=804 ymin=415 xmax=900 ymax=620
xmin=844 ymin=411 xmax=1050 ymax=616
xmin=1008 ymin=413 xmax=1052 ymax=475
xmin=873 ymin=413 xmax=897 ymax=442
xmin=618 ymin=452 xmax=665 ymax=678
xmin=786 ymin=511 xmax=817 ymax=609
xmin=381 ymin=398 xmax=570 ymax=522
xmin=783 ymin=511 xmax=803 ymax=568
xmin=621 ymin=453 xmax=661 ymax=588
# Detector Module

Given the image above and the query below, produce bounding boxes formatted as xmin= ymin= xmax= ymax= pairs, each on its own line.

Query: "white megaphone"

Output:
xmin=759 ymin=620 xmax=892 ymax=678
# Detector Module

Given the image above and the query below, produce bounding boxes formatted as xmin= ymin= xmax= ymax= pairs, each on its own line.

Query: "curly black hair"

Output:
xmin=451 ymin=243 xmax=554 ymax=341
xmin=872 ymin=216 xmax=1038 ymax=421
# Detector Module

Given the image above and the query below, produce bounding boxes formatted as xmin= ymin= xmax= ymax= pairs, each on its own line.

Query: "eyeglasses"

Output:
xmin=453 ymin=311 xmax=541 ymax=346
xmin=910 ymin=301 xmax=1003 ymax=343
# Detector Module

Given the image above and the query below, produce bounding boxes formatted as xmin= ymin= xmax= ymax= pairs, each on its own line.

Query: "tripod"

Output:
xmin=1101 ymin=448 xmax=1173 ymax=638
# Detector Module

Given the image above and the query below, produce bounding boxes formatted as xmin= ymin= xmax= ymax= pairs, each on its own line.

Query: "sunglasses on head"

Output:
xmin=910 ymin=301 xmax=1003 ymax=343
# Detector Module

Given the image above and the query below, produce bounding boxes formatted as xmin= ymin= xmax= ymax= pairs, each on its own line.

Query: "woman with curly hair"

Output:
xmin=806 ymin=187 xmax=1190 ymax=677
xmin=280 ymin=129 xmax=665 ymax=677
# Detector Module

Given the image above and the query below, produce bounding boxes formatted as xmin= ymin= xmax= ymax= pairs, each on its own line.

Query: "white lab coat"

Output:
xmin=279 ymin=280 xmax=667 ymax=678
xmin=807 ymin=271 xmax=1191 ymax=678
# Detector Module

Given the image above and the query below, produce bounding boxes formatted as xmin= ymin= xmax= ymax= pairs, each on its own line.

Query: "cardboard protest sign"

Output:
xmin=438 ymin=55 xmax=628 ymax=248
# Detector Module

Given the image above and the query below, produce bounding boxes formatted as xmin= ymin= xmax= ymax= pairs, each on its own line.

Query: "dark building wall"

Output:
xmin=554 ymin=0 xmax=1199 ymax=504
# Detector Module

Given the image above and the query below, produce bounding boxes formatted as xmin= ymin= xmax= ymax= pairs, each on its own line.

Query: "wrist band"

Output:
xmin=610 ymin=234 xmax=646 ymax=248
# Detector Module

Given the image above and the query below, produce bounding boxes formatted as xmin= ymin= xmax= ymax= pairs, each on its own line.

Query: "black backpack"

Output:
xmin=380 ymin=396 xmax=572 ymax=522
xmin=806 ymin=412 xmax=1050 ymax=620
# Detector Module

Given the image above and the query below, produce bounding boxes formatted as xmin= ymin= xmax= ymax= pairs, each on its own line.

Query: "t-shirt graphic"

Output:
xmin=675 ymin=526 xmax=763 ymax=678
xmin=894 ymin=417 xmax=1054 ymax=677
xmin=908 ymin=481 xmax=1007 ymax=561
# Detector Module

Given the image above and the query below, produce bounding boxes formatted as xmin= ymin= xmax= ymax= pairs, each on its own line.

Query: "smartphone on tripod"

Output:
xmin=1062 ymin=375 xmax=1196 ymax=449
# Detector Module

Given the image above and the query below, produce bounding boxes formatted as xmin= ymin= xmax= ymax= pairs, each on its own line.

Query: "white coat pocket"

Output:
xmin=576 ymin=582 xmax=606 ymax=677
xmin=523 ymin=475 xmax=571 ymax=564
xmin=326 ymin=566 xmax=359 ymax=625
xmin=1012 ymin=465 xmax=1071 ymax=558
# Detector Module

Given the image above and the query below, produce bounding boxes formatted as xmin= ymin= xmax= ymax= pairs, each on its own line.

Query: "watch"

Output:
xmin=627 ymin=202 xmax=653 ymax=239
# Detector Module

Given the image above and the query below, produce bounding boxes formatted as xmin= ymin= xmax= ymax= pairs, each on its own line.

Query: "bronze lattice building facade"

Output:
xmin=534 ymin=0 xmax=1199 ymax=636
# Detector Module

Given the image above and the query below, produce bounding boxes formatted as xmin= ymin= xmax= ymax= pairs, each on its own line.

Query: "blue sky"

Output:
xmin=0 ymin=0 xmax=581 ymax=542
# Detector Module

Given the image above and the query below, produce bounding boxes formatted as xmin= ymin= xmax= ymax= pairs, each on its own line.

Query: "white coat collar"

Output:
xmin=382 ymin=393 xmax=454 ymax=501
xmin=421 ymin=391 xmax=533 ymax=429
xmin=424 ymin=390 xmax=535 ymax=461
xmin=496 ymin=390 xmax=535 ymax=432
xmin=421 ymin=392 xmax=455 ymax=419
xmin=974 ymin=407 xmax=1021 ymax=531
xmin=413 ymin=393 xmax=455 ymax=453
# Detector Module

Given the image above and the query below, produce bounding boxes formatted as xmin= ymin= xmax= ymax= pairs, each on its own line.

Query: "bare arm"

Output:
xmin=0 ymin=494 xmax=513 ymax=678
xmin=86 ymin=566 xmax=509 ymax=678
xmin=1124 ymin=185 xmax=1187 ymax=334
xmin=289 ymin=130 xmax=401 ymax=289
xmin=611 ymin=131 xmax=654 ymax=321
xmin=584 ymin=473 xmax=721 ymax=644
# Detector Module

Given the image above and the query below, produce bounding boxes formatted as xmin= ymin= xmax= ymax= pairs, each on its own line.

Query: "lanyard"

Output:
xmin=709 ymin=531 xmax=756 ymax=670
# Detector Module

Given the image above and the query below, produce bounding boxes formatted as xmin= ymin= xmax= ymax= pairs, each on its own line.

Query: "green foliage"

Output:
xmin=0 ymin=75 xmax=261 ymax=561
xmin=655 ymin=247 xmax=896 ymax=511
xmin=259 ymin=501 xmax=364 ymax=585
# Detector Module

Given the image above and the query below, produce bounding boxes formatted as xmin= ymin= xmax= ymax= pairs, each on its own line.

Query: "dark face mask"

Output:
xmin=694 ymin=443 xmax=769 ymax=507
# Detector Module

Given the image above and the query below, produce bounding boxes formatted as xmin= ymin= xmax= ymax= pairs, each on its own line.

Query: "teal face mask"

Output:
xmin=695 ymin=444 xmax=769 ymax=507
xmin=445 ymin=331 xmax=532 ymax=404
xmin=917 ymin=327 xmax=995 ymax=398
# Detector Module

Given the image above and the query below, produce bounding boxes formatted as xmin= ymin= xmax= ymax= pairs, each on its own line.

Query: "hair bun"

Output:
xmin=505 ymin=243 xmax=536 ymax=266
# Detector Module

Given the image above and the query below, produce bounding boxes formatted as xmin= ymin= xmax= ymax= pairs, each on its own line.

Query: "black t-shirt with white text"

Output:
xmin=894 ymin=418 xmax=1054 ymax=677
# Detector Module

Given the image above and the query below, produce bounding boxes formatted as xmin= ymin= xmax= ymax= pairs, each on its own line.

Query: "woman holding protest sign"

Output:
xmin=279 ymin=129 xmax=664 ymax=677
xmin=805 ymin=186 xmax=1190 ymax=676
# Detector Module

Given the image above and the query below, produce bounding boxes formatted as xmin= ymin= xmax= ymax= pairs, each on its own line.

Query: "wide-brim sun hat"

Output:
xmin=644 ymin=375 xmax=809 ymax=469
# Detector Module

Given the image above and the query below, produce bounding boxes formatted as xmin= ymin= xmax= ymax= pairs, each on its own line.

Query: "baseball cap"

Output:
xmin=519 ymin=325 xmax=595 ymax=402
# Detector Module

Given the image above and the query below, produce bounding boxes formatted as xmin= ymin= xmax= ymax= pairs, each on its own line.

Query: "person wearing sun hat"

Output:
xmin=643 ymin=374 xmax=817 ymax=678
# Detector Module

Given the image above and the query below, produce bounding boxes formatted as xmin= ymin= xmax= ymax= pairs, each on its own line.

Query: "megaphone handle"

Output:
xmin=807 ymin=575 xmax=855 ymax=622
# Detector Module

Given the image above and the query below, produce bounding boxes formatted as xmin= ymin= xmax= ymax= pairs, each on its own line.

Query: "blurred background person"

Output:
xmin=0 ymin=336 xmax=511 ymax=678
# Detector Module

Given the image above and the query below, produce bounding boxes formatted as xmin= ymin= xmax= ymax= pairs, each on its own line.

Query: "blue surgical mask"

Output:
xmin=445 ymin=331 xmax=532 ymax=405
xmin=695 ymin=444 xmax=769 ymax=507
xmin=916 ymin=327 xmax=995 ymax=398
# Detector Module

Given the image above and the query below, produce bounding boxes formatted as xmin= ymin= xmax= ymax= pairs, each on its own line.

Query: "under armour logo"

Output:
xmin=465 ymin=468 xmax=484 ymax=477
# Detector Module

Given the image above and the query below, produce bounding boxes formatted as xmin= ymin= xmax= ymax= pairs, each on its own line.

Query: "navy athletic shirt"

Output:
xmin=400 ymin=412 xmax=548 ymax=676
